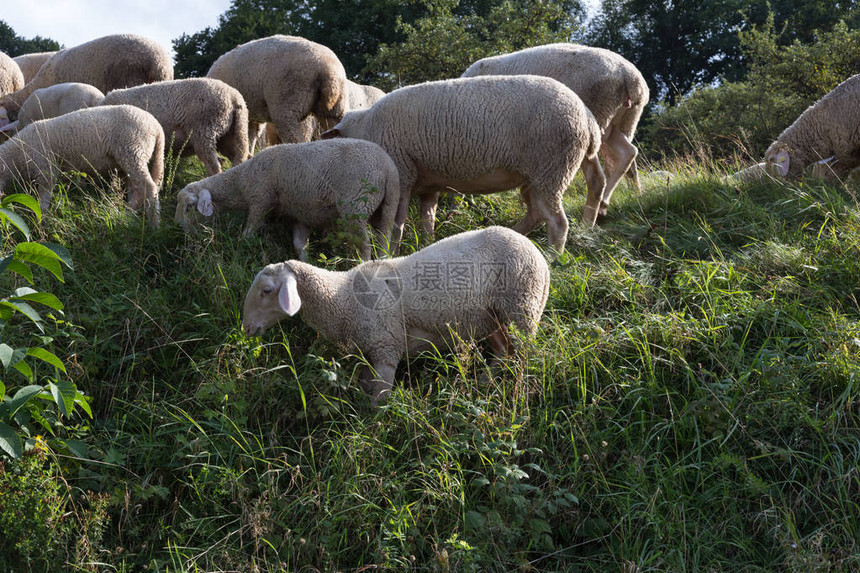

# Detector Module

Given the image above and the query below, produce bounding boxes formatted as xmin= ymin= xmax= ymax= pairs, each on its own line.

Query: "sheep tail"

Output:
xmin=150 ymin=128 xmax=165 ymax=187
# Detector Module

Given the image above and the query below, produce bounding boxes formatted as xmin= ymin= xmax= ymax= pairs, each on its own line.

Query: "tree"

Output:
xmin=0 ymin=20 xmax=61 ymax=56
xmin=366 ymin=0 xmax=585 ymax=90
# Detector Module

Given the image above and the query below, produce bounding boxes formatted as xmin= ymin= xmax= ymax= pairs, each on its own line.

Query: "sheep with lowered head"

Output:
xmin=0 ymin=83 xmax=105 ymax=136
xmin=207 ymin=35 xmax=347 ymax=146
xmin=175 ymin=138 xmax=399 ymax=261
xmin=765 ymin=73 xmax=860 ymax=179
xmin=243 ymin=225 xmax=550 ymax=405
xmin=322 ymin=74 xmax=606 ymax=255
xmin=0 ymin=34 xmax=173 ymax=125
xmin=13 ymin=52 xmax=56 ymax=83
xmin=462 ymin=43 xmax=649 ymax=218
xmin=101 ymin=78 xmax=249 ymax=176
xmin=0 ymin=104 xmax=164 ymax=225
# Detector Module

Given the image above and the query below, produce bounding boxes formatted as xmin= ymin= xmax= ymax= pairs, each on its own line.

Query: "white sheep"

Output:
xmin=462 ymin=43 xmax=649 ymax=219
xmin=263 ymin=79 xmax=386 ymax=146
xmin=175 ymin=138 xmax=400 ymax=261
xmin=0 ymin=83 xmax=105 ymax=136
xmin=322 ymin=74 xmax=606 ymax=254
xmin=0 ymin=104 xmax=164 ymax=225
xmin=0 ymin=34 xmax=173 ymax=125
xmin=765 ymin=73 xmax=860 ymax=179
xmin=0 ymin=51 xmax=24 ymax=98
xmin=207 ymin=35 xmax=347 ymax=146
xmin=101 ymin=78 xmax=249 ymax=176
xmin=243 ymin=225 xmax=550 ymax=405
xmin=13 ymin=52 xmax=56 ymax=83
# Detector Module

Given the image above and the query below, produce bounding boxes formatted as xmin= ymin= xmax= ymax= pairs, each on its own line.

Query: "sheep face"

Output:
xmin=765 ymin=145 xmax=793 ymax=178
xmin=175 ymin=187 xmax=214 ymax=227
xmin=243 ymin=264 xmax=302 ymax=337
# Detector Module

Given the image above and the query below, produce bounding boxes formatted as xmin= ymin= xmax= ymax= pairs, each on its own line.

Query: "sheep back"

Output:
xmin=13 ymin=52 xmax=56 ymax=83
xmin=0 ymin=52 xmax=24 ymax=97
xmin=16 ymin=82 xmax=105 ymax=128
xmin=0 ymin=34 xmax=173 ymax=116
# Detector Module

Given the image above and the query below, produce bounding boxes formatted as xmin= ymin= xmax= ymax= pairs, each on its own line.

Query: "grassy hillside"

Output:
xmin=1 ymin=154 xmax=858 ymax=571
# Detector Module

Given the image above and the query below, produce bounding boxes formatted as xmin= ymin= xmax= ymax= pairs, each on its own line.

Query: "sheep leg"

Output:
xmin=533 ymin=194 xmax=569 ymax=255
xmin=124 ymin=164 xmax=160 ymax=227
xmin=242 ymin=203 xmax=268 ymax=237
xmin=390 ymin=189 xmax=412 ymax=253
xmin=581 ymin=155 xmax=607 ymax=226
xmin=192 ymin=134 xmax=223 ymax=176
xmin=368 ymin=360 xmax=398 ymax=407
xmin=419 ymin=192 xmax=439 ymax=238
xmin=512 ymin=186 xmax=542 ymax=235
xmin=599 ymin=125 xmax=637 ymax=216
xmin=487 ymin=327 xmax=513 ymax=356
xmin=248 ymin=121 xmax=264 ymax=153
xmin=291 ymin=223 xmax=311 ymax=261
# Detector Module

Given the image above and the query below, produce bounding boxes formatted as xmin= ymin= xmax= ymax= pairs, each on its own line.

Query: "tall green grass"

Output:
xmin=1 ymin=154 xmax=858 ymax=571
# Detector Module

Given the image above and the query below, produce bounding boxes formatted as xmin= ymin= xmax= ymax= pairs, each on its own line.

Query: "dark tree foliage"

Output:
xmin=0 ymin=20 xmax=62 ymax=56
xmin=172 ymin=0 xmax=426 ymax=80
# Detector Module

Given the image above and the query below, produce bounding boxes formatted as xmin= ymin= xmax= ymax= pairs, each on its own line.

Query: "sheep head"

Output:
xmin=243 ymin=263 xmax=302 ymax=336
xmin=175 ymin=187 xmax=214 ymax=227
xmin=764 ymin=144 xmax=792 ymax=178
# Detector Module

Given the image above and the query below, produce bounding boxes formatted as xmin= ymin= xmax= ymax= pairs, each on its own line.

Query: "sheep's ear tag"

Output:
xmin=198 ymin=189 xmax=214 ymax=217
xmin=278 ymin=272 xmax=301 ymax=316
xmin=0 ymin=107 xmax=8 ymax=128
xmin=775 ymin=151 xmax=789 ymax=177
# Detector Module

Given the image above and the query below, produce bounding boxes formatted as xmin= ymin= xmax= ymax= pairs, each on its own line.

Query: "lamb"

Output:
xmin=0 ymin=83 xmax=105 ymax=136
xmin=0 ymin=51 xmax=24 ymax=97
xmin=175 ymin=138 xmax=399 ymax=261
xmin=0 ymin=34 xmax=173 ymax=125
xmin=13 ymin=52 xmax=57 ymax=83
xmin=765 ymin=73 xmax=860 ymax=179
xmin=0 ymin=104 xmax=164 ymax=226
xmin=322 ymin=74 xmax=606 ymax=254
xmin=207 ymin=35 xmax=347 ymax=146
xmin=461 ymin=43 xmax=649 ymax=218
xmin=101 ymin=78 xmax=249 ymax=176
xmin=243 ymin=225 xmax=550 ymax=405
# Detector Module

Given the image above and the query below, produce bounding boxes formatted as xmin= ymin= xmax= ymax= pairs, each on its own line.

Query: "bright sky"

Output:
xmin=3 ymin=1 xmax=233 ymax=57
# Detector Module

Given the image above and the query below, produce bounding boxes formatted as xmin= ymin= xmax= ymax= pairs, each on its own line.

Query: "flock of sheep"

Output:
xmin=1 ymin=32 xmax=858 ymax=405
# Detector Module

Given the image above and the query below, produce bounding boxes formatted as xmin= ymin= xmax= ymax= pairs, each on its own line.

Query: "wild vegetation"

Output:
xmin=1 ymin=0 xmax=859 ymax=571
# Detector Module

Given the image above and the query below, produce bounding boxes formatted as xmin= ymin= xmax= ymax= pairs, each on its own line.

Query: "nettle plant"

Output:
xmin=0 ymin=193 xmax=89 ymax=459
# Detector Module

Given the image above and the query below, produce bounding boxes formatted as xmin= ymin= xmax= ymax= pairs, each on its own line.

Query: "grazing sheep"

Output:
xmin=264 ymin=79 xmax=386 ymax=146
xmin=322 ymin=75 xmax=606 ymax=254
xmin=0 ymin=83 xmax=105 ymax=136
xmin=462 ymin=43 xmax=649 ymax=218
xmin=765 ymin=73 xmax=860 ymax=179
xmin=0 ymin=34 xmax=173 ymax=124
xmin=207 ymin=35 xmax=347 ymax=146
xmin=175 ymin=138 xmax=399 ymax=261
xmin=0 ymin=105 xmax=164 ymax=225
xmin=101 ymin=78 xmax=249 ymax=176
xmin=243 ymin=225 xmax=550 ymax=405
xmin=13 ymin=52 xmax=56 ymax=83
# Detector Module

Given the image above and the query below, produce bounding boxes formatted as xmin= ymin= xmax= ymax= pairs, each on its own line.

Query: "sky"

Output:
xmin=4 ymin=1 xmax=233 ymax=57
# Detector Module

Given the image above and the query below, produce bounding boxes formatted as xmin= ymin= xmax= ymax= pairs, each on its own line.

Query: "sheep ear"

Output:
xmin=277 ymin=271 xmax=301 ymax=316
xmin=774 ymin=150 xmax=790 ymax=177
xmin=320 ymin=128 xmax=341 ymax=140
xmin=0 ymin=120 xmax=18 ymax=133
xmin=197 ymin=189 xmax=214 ymax=216
xmin=0 ymin=107 xmax=8 ymax=128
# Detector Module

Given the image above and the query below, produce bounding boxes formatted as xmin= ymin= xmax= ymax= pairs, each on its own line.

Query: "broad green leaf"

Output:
xmin=0 ymin=301 xmax=44 ymax=330
xmin=12 ymin=361 xmax=33 ymax=381
xmin=0 ymin=344 xmax=13 ymax=369
xmin=49 ymin=380 xmax=75 ymax=415
xmin=4 ymin=385 xmax=42 ymax=418
xmin=13 ymin=291 xmax=63 ymax=312
xmin=14 ymin=243 xmax=65 ymax=282
xmin=74 ymin=391 xmax=92 ymax=418
xmin=41 ymin=243 xmax=73 ymax=271
xmin=2 ymin=194 xmax=41 ymax=219
xmin=0 ymin=380 xmax=4 ymax=398
xmin=28 ymin=348 xmax=66 ymax=373
xmin=0 ymin=422 xmax=22 ymax=458
xmin=63 ymin=439 xmax=89 ymax=458
xmin=3 ymin=260 xmax=34 ymax=283
xmin=0 ymin=207 xmax=31 ymax=239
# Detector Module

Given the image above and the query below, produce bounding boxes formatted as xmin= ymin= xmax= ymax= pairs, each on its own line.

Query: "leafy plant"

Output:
xmin=0 ymin=193 xmax=85 ymax=459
